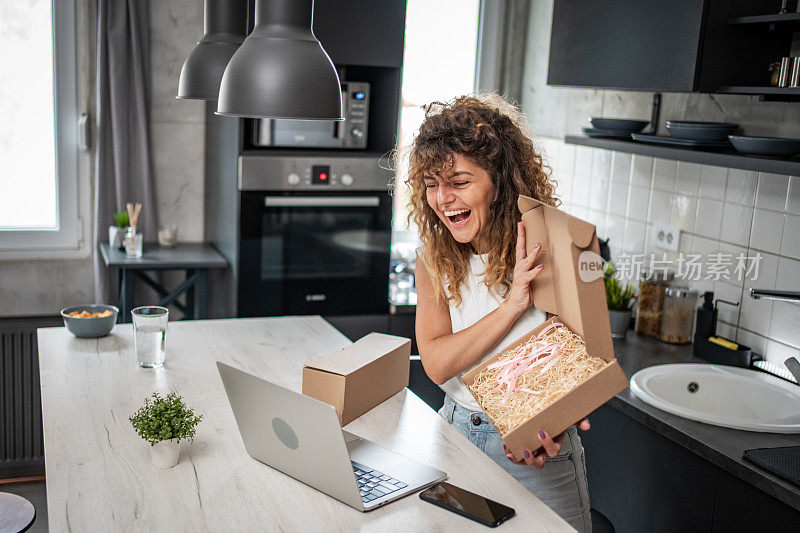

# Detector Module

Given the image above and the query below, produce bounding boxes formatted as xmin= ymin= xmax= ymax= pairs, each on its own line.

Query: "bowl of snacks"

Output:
xmin=61 ymin=304 xmax=119 ymax=338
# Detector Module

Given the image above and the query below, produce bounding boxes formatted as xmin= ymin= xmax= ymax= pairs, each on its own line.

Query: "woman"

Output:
xmin=407 ymin=94 xmax=592 ymax=531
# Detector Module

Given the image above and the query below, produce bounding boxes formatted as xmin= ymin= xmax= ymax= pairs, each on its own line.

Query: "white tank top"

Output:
xmin=440 ymin=254 xmax=547 ymax=411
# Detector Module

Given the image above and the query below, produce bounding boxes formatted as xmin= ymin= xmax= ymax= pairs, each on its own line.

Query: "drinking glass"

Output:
xmin=131 ymin=306 xmax=168 ymax=368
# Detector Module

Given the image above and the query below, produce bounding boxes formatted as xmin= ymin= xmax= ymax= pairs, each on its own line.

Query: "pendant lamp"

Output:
xmin=177 ymin=0 xmax=247 ymax=100
xmin=216 ymin=0 xmax=343 ymax=120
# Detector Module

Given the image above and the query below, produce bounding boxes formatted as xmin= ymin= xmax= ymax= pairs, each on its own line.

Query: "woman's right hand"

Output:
xmin=504 ymin=222 xmax=543 ymax=318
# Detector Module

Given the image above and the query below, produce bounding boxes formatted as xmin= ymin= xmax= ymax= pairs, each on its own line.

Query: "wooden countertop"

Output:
xmin=37 ymin=316 xmax=571 ymax=532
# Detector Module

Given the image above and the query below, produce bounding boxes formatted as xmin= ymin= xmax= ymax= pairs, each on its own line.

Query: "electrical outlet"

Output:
xmin=653 ymin=224 xmax=680 ymax=251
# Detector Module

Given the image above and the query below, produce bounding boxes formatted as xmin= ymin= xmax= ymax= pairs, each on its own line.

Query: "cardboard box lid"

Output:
xmin=519 ymin=195 xmax=613 ymax=360
xmin=303 ymin=332 xmax=411 ymax=376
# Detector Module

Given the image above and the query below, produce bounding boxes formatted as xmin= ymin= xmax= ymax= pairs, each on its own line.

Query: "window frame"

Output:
xmin=0 ymin=0 xmax=80 ymax=251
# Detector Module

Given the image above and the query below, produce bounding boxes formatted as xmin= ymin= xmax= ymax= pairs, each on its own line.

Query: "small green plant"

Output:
xmin=604 ymin=261 xmax=636 ymax=312
xmin=129 ymin=392 xmax=202 ymax=445
xmin=113 ymin=210 xmax=129 ymax=228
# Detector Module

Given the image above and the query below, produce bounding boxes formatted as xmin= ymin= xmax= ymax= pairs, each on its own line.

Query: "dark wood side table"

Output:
xmin=99 ymin=243 xmax=229 ymax=323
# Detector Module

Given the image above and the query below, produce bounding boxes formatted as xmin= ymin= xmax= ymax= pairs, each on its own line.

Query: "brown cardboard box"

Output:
xmin=302 ymin=332 xmax=411 ymax=426
xmin=462 ymin=195 xmax=629 ymax=458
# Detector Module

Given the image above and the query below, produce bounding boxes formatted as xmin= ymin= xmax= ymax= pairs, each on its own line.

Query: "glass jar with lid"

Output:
xmin=634 ymin=269 xmax=674 ymax=336
xmin=660 ymin=286 xmax=699 ymax=344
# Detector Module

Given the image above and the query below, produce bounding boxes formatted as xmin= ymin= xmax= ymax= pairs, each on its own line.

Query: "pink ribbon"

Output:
xmin=486 ymin=322 xmax=569 ymax=403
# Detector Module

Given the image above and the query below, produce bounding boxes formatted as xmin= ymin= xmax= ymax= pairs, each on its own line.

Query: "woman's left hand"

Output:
xmin=502 ymin=418 xmax=591 ymax=469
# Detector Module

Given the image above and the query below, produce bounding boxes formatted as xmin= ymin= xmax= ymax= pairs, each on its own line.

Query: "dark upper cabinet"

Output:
xmin=547 ymin=0 xmax=794 ymax=93
xmin=313 ymin=0 xmax=406 ymax=67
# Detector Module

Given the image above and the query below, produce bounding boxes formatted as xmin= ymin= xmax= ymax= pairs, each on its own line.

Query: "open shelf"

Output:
xmin=564 ymin=135 xmax=800 ymax=176
xmin=727 ymin=12 xmax=800 ymax=27
xmin=717 ymin=85 xmax=800 ymax=101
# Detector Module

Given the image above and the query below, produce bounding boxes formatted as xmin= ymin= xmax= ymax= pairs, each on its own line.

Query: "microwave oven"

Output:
xmin=252 ymin=81 xmax=369 ymax=149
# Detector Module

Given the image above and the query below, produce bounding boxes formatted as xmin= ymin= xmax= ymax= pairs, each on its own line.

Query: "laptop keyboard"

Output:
xmin=351 ymin=461 xmax=408 ymax=503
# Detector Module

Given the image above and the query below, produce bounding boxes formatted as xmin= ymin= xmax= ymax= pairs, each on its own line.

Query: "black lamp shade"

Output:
xmin=177 ymin=0 xmax=247 ymax=100
xmin=216 ymin=0 xmax=343 ymax=120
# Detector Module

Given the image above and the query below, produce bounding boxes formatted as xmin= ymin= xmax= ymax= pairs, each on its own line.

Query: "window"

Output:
xmin=0 ymin=0 xmax=79 ymax=250
xmin=392 ymin=0 xmax=481 ymax=237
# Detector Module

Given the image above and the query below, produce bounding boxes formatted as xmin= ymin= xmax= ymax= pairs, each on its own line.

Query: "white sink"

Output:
xmin=630 ymin=363 xmax=800 ymax=433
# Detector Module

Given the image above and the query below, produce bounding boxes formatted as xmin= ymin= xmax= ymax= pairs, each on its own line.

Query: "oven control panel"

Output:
xmin=239 ymin=156 xmax=392 ymax=191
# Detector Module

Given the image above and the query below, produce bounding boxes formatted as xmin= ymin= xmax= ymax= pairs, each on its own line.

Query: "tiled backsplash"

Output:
xmin=536 ymin=137 xmax=800 ymax=367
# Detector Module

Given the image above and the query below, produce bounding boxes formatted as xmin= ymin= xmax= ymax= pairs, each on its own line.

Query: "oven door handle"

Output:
xmin=264 ymin=196 xmax=381 ymax=207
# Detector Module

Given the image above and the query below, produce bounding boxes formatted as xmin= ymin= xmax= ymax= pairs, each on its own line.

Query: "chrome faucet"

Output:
xmin=748 ymin=288 xmax=800 ymax=304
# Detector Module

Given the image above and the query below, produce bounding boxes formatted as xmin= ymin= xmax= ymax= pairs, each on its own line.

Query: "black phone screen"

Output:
xmin=419 ymin=482 xmax=515 ymax=527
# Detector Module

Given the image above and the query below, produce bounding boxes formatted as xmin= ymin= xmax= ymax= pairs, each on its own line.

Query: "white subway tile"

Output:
xmin=693 ymin=198 xmax=723 ymax=240
xmin=787 ymin=176 xmax=800 ymax=215
xmin=769 ymin=300 xmax=800 ymax=351
xmin=626 ymin=184 xmax=650 ymax=221
xmin=624 ymin=219 xmax=647 ymax=253
xmin=746 ymin=251 xmax=779 ymax=289
xmin=724 ymin=169 xmax=758 ymax=206
xmin=755 ymin=172 xmax=790 ymax=212
xmin=776 ymin=254 xmax=800 ymax=287
xmin=735 ymin=329 xmax=768 ymax=355
xmin=571 ymin=173 xmax=591 ymax=206
xmin=674 ymin=162 xmax=701 ymax=196
xmin=763 ymin=340 xmax=800 ymax=367
xmin=693 ymin=235 xmax=720 ymax=256
xmin=607 ymin=178 xmax=629 ymax=216
xmin=699 ymin=165 xmax=727 ymax=199
xmin=592 ymin=149 xmax=611 ymax=180
xmin=669 ymin=194 xmax=696 ymax=231
xmin=719 ymin=203 xmax=753 ymax=247
xmin=648 ymin=190 xmax=672 ymax=224
xmin=652 ymin=158 xmax=677 ymax=191
xmin=588 ymin=178 xmax=610 ymax=211
xmin=611 ymin=152 xmax=631 ymax=183
xmin=780 ymin=214 xmax=800 ymax=259
xmin=557 ymin=143 xmax=575 ymax=179
xmin=574 ymin=146 xmax=593 ymax=177
xmin=630 ymin=155 xmax=653 ymax=187
xmin=749 ymin=209 xmax=785 ymax=254
xmin=605 ymin=214 xmax=625 ymax=252
xmin=715 ymin=320 xmax=735 ymax=340
xmin=739 ymin=296 xmax=772 ymax=339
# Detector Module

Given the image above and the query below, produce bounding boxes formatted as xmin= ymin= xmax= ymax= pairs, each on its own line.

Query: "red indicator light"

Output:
xmin=320 ymin=173 xmax=327 ymax=180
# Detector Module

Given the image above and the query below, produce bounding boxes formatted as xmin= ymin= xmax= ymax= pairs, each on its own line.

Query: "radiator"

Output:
xmin=0 ymin=317 xmax=59 ymax=478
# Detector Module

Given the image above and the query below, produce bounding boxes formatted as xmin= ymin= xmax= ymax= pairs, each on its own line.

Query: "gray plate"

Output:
xmin=728 ymin=136 xmax=800 ymax=157
xmin=582 ymin=127 xmax=635 ymax=140
xmin=61 ymin=304 xmax=119 ymax=338
xmin=589 ymin=118 xmax=649 ymax=132
xmin=665 ymin=121 xmax=739 ymax=141
xmin=631 ymin=133 xmax=731 ymax=149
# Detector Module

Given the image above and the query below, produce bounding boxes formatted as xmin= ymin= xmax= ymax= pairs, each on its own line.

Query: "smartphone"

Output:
xmin=419 ymin=482 xmax=515 ymax=527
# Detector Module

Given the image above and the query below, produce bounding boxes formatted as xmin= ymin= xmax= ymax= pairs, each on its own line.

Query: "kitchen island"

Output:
xmin=37 ymin=316 xmax=571 ymax=532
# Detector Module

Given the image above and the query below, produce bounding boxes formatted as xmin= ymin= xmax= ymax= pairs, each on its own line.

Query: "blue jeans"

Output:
xmin=439 ymin=395 xmax=592 ymax=532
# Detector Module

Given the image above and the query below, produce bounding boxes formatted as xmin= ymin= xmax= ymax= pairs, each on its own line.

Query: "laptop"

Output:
xmin=217 ymin=362 xmax=447 ymax=511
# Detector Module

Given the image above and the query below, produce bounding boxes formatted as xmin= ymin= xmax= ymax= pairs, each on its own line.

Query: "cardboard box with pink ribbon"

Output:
xmin=462 ymin=195 xmax=629 ymax=458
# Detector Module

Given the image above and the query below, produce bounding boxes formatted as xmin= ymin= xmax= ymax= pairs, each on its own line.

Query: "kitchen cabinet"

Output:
xmin=548 ymin=0 xmax=795 ymax=97
xmin=582 ymin=405 xmax=800 ymax=532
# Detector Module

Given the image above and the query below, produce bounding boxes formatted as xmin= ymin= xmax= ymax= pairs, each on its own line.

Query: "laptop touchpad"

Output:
xmin=347 ymin=439 xmax=407 ymax=471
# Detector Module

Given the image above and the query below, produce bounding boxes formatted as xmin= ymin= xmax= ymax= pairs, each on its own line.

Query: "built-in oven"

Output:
xmin=251 ymin=82 xmax=369 ymax=149
xmin=237 ymin=156 xmax=392 ymax=317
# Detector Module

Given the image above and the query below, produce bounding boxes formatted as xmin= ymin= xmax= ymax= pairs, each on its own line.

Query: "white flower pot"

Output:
xmin=150 ymin=438 xmax=180 ymax=468
xmin=109 ymin=226 xmax=126 ymax=249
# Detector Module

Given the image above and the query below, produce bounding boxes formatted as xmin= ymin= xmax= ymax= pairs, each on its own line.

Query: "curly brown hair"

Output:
xmin=405 ymin=94 xmax=558 ymax=306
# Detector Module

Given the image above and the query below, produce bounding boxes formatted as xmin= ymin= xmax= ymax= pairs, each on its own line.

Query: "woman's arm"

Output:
xmin=415 ymin=222 xmax=543 ymax=385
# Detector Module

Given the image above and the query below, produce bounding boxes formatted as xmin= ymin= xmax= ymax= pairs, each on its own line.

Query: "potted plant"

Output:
xmin=129 ymin=392 xmax=202 ymax=468
xmin=604 ymin=262 xmax=636 ymax=340
xmin=109 ymin=210 xmax=129 ymax=250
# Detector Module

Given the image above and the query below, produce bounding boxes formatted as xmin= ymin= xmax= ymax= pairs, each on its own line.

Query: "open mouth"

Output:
xmin=444 ymin=208 xmax=471 ymax=225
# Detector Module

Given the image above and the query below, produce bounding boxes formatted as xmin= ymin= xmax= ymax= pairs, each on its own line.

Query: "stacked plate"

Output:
xmin=582 ymin=117 xmax=649 ymax=139
xmin=632 ymin=121 xmax=738 ymax=149
xmin=728 ymin=136 xmax=800 ymax=157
